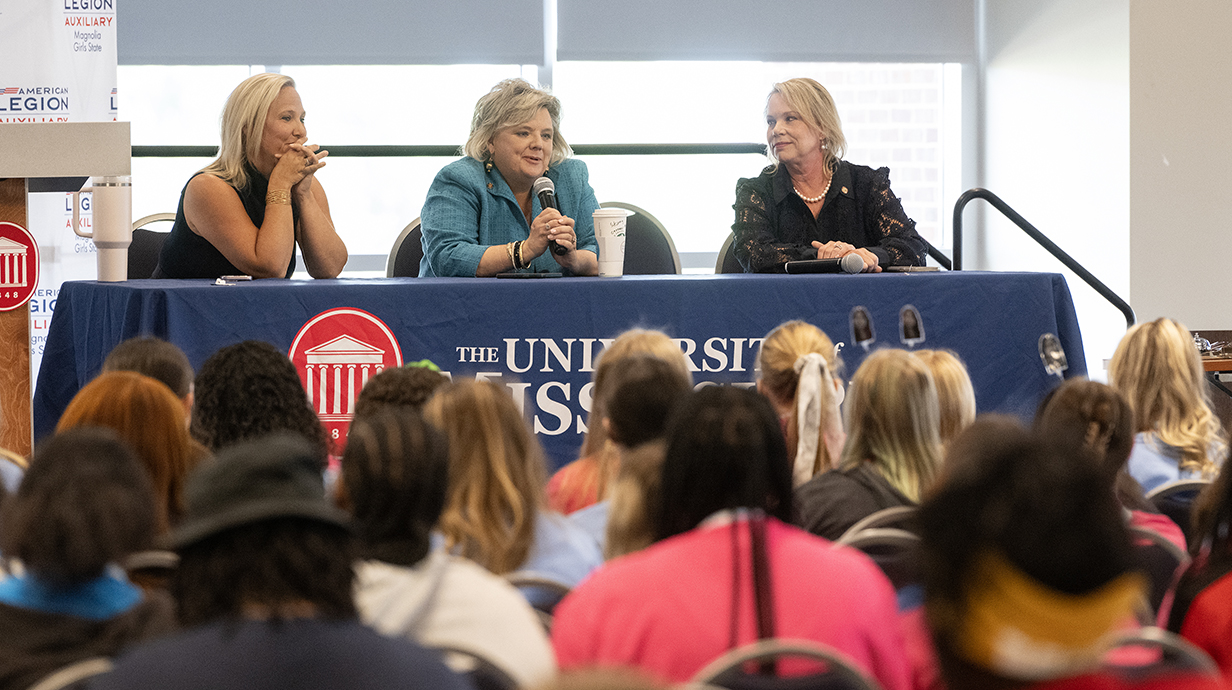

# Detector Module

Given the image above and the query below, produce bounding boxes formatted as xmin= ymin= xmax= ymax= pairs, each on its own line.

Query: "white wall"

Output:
xmin=1129 ymin=1 xmax=1232 ymax=329
xmin=981 ymin=0 xmax=1130 ymax=376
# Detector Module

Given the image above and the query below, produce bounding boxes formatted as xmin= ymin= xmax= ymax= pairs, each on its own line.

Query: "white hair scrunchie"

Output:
xmin=792 ymin=352 xmax=832 ymax=487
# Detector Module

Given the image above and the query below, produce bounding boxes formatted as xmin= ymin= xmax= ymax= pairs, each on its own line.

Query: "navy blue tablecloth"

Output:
xmin=33 ymin=272 xmax=1085 ymax=468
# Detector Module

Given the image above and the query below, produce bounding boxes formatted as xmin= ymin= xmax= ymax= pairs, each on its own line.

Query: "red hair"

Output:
xmin=58 ymin=371 xmax=205 ymax=533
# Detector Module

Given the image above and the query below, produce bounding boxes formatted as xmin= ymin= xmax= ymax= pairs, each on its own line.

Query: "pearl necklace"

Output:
xmin=793 ymin=175 xmax=832 ymax=204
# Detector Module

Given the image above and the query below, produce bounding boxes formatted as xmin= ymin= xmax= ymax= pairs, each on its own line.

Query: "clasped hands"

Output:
xmin=272 ymin=142 xmax=329 ymax=197
xmin=812 ymin=240 xmax=881 ymax=273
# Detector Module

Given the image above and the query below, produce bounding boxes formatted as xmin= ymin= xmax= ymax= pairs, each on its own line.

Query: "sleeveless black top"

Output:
xmin=154 ymin=167 xmax=296 ymax=279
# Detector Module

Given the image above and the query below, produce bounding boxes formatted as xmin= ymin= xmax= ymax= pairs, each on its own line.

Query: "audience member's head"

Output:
xmin=913 ymin=349 xmax=976 ymax=445
xmin=920 ymin=417 xmax=1143 ymax=688
xmin=757 ymin=320 xmax=845 ymax=485
xmin=102 ymin=337 xmax=195 ymax=412
xmin=654 ymin=386 xmax=791 ymax=542
xmin=581 ymin=329 xmax=691 ymax=458
xmin=0 ymin=428 xmax=157 ymax=587
xmin=57 ymin=370 xmax=204 ymax=532
xmin=601 ymin=354 xmax=693 ymax=559
xmin=424 ymin=379 xmax=547 ymax=574
xmin=352 ymin=363 xmax=450 ymax=419
xmin=191 ymin=340 xmax=328 ymax=462
xmin=170 ymin=433 xmax=354 ymax=626
xmin=340 ymin=409 xmax=450 ymax=567
xmin=1034 ymin=379 xmax=1148 ymax=510
xmin=602 ymin=354 xmax=691 ymax=450
xmin=842 ymin=348 xmax=942 ymax=502
xmin=1108 ymin=317 xmax=1224 ymax=478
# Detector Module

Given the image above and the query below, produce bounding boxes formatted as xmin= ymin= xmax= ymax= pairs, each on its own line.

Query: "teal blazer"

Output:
xmin=419 ymin=157 xmax=600 ymax=277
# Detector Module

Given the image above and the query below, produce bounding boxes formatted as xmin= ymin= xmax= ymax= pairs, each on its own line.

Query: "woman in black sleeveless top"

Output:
xmin=154 ymin=73 xmax=347 ymax=279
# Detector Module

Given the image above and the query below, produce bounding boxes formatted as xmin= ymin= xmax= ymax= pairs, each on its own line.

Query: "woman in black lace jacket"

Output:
xmin=731 ymin=78 xmax=928 ymax=273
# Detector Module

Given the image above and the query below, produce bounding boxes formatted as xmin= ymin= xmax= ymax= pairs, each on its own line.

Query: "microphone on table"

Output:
xmin=532 ymin=177 xmax=569 ymax=256
xmin=783 ymin=253 xmax=866 ymax=274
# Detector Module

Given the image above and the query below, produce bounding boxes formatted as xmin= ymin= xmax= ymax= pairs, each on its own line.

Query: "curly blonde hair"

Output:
xmin=1108 ymin=318 xmax=1225 ymax=477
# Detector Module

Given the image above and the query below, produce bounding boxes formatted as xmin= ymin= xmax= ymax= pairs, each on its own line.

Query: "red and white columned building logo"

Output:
xmin=0 ymin=222 xmax=39 ymax=312
xmin=289 ymin=308 xmax=403 ymax=452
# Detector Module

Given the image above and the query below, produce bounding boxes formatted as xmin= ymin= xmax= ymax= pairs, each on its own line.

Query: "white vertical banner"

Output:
xmin=0 ymin=0 xmax=119 ymax=380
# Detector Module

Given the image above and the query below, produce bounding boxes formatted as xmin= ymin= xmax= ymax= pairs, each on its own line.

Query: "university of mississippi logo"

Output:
xmin=289 ymin=308 xmax=403 ymax=452
xmin=0 ymin=222 xmax=39 ymax=312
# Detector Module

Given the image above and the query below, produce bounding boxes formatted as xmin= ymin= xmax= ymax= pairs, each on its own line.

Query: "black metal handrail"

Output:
xmin=952 ymin=188 xmax=1135 ymax=329
xmin=926 ymin=242 xmax=952 ymax=270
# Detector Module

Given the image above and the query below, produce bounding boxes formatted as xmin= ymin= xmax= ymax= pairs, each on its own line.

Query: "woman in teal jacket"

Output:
xmin=420 ymin=79 xmax=599 ymax=277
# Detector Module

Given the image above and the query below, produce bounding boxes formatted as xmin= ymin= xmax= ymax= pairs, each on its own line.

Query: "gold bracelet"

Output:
xmin=266 ymin=189 xmax=291 ymax=206
xmin=517 ymin=241 xmax=527 ymax=269
xmin=506 ymin=242 xmax=516 ymax=268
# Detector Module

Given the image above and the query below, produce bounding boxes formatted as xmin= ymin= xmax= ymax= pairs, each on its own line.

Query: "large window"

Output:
xmin=119 ymin=61 xmax=961 ymax=276
xmin=553 ymin=61 xmax=962 ymax=268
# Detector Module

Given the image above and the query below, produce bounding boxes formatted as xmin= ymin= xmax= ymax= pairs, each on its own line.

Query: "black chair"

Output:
xmin=503 ymin=571 xmax=572 ymax=632
xmin=436 ymin=647 xmax=518 ymax=690
xmin=129 ymin=213 xmax=174 ymax=279
xmin=715 ymin=232 xmax=743 ymax=274
xmin=27 ymin=657 xmax=113 ymax=690
xmin=1103 ymin=626 xmax=1220 ymax=679
xmin=1146 ymin=479 xmax=1210 ymax=542
xmin=598 ymin=201 xmax=680 ymax=274
xmin=835 ymin=507 xmax=918 ymax=543
xmin=834 ymin=528 xmax=921 ymax=594
xmin=1128 ymin=525 xmax=1191 ymax=623
xmin=386 ymin=217 xmax=423 ymax=278
xmin=123 ymin=549 xmax=180 ymax=592
xmin=691 ymin=639 xmax=884 ymax=690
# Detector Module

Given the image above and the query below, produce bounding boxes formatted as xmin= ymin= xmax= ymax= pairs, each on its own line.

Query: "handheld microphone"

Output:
xmin=532 ymin=177 xmax=569 ymax=256
xmin=784 ymin=253 xmax=866 ymax=274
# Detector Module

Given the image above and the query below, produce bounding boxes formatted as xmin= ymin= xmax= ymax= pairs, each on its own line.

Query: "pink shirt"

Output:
xmin=551 ymin=517 xmax=912 ymax=690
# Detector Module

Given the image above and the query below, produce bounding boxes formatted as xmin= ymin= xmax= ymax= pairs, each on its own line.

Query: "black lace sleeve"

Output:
xmin=866 ymin=167 xmax=928 ymax=267
xmin=732 ymin=176 xmax=817 ymax=273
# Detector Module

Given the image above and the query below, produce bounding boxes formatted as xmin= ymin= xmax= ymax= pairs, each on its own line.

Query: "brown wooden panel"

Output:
xmin=0 ymin=178 xmax=31 ymax=457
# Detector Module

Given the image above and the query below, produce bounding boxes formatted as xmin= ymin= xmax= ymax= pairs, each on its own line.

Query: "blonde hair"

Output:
xmin=57 ymin=371 xmax=205 ymax=533
xmin=603 ymin=440 xmax=667 ymax=560
xmin=914 ymin=349 xmax=977 ymax=445
xmin=757 ymin=320 xmax=843 ymax=481
xmin=1108 ymin=318 xmax=1225 ymax=477
xmin=841 ymin=349 xmax=942 ymax=502
xmin=200 ymin=72 xmax=296 ymax=191
xmin=766 ymin=78 xmax=847 ymax=170
xmin=578 ymin=329 xmax=692 ymax=488
xmin=423 ymin=379 xmax=546 ymax=574
xmin=462 ymin=78 xmax=572 ymax=167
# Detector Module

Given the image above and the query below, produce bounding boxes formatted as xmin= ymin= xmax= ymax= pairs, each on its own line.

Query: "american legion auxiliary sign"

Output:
xmin=0 ymin=222 xmax=39 ymax=311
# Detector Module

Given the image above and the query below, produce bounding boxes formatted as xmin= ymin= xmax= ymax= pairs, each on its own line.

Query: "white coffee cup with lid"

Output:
xmin=592 ymin=208 xmax=633 ymax=277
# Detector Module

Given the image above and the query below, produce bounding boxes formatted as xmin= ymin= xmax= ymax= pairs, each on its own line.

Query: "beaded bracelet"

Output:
xmin=266 ymin=189 xmax=291 ymax=206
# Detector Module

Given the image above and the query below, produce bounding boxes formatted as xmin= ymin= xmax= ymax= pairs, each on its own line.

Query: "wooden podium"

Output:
xmin=0 ymin=122 xmax=130 ymax=456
